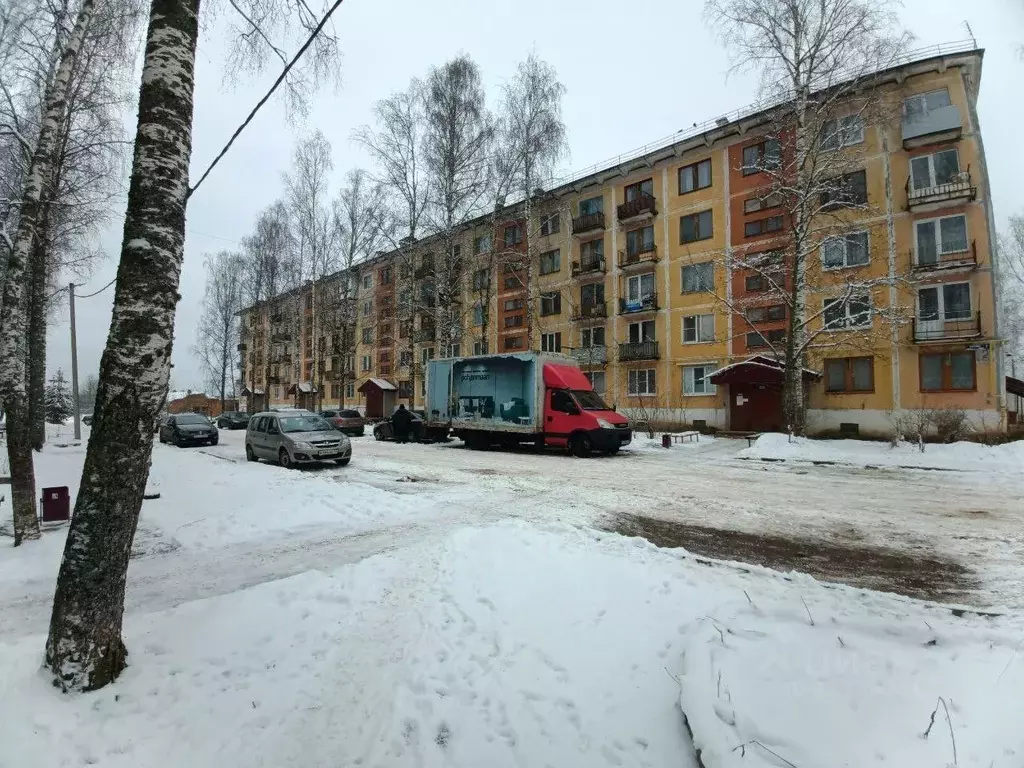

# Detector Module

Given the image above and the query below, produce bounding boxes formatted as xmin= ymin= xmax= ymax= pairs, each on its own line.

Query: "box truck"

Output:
xmin=425 ymin=352 xmax=631 ymax=456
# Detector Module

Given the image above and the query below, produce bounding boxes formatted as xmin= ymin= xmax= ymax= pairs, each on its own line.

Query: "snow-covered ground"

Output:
xmin=740 ymin=432 xmax=1024 ymax=472
xmin=1 ymin=428 xmax=1023 ymax=767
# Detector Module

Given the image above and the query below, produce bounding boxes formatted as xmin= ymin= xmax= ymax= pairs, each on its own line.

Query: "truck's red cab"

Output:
xmin=542 ymin=363 xmax=632 ymax=454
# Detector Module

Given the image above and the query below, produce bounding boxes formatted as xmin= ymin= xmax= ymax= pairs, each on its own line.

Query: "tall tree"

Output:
xmin=998 ymin=214 xmax=1024 ymax=363
xmin=705 ymin=0 xmax=912 ymax=433
xmin=45 ymin=368 xmax=74 ymax=425
xmin=46 ymin=0 xmax=342 ymax=692
xmin=195 ymin=251 xmax=245 ymax=409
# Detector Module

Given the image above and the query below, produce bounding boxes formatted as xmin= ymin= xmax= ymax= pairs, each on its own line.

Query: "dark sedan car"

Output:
xmin=217 ymin=411 xmax=250 ymax=430
xmin=372 ymin=410 xmax=449 ymax=443
xmin=159 ymin=413 xmax=219 ymax=447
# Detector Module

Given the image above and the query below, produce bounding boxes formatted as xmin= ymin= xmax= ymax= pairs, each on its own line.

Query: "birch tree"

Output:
xmin=705 ymin=0 xmax=912 ymax=433
xmin=46 ymin=0 xmax=343 ymax=692
xmin=998 ymin=214 xmax=1024 ymax=362
xmin=195 ymin=251 xmax=245 ymax=409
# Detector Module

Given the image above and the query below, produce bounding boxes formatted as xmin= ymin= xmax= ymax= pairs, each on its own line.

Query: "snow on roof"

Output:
xmin=364 ymin=378 xmax=397 ymax=391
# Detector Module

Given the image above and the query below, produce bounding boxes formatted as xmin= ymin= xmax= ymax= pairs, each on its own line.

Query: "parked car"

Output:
xmin=245 ymin=410 xmax=351 ymax=468
xmin=82 ymin=414 xmax=93 ymax=426
xmin=217 ymin=411 xmax=250 ymax=430
xmin=320 ymin=409 xmax=365 ymax=436
xmin=159 ymin=413 xmax=219 ymax=447
xmin=372 ymin=409 xmax=449 ymax=443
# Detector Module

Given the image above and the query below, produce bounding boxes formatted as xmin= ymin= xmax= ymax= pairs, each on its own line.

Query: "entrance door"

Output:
xmin=729 ymin=384 xmax=784 ymax=432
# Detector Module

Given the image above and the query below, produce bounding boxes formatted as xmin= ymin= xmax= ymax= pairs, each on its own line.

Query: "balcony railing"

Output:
xmin=571 ymin=345 xmax=608 ymax=365
xmin=907 ymin=168 xmax=976 ymax=209
xmin=618 ymin=341 xmax=660 ymax=361
xmin=618 ymin=293 xmax=659 ymax=315
xmin=913 ymin=311 xmax=982 ymax=342
xmin=912 ymin=240 xmax=978 ymax=271
xmin=571 ymin=255 xmax=605 ymax=277
xmin=571 ymin=211 xmax=605 ymax=235
xmin=271 ymin=333 xmax=290 ymax=343
xmin=618 ymin=245 xmax=658 ymax=268
xmin=570 ymin=302 xmax=607 ymax=321
xmin=414 ymin=328 xmax=436 ymax=343
xmin=616 ymin=193 xmax=657 ymax=222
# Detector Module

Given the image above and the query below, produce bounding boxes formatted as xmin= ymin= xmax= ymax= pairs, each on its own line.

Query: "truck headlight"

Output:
xmin=596 ymin=418 xmax=615 ymax=429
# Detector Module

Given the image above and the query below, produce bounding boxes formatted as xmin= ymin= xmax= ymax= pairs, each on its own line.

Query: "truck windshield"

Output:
xmin=571 ymin=390 xmax=610 ymax=411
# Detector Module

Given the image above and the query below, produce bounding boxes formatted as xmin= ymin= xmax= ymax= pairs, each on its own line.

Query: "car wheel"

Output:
xmin=158 ymin=432 xmax=166 ymax=444
xmin=570 ymin=433 xmax=593 ymax=458
xmin=175 ymin=435 xmax=185 ymax=447
xmin=374 ymin=428 xmax=384 ymax=441
xmin=279 ymin=448 xmax=294 ymax=469
xmin=245 ymin=444 xmax=257 ymax=462
xmin=335 ymin=457 xmax=350 ymax=466
xmin=209 ymin=438 xmax=219 ymax=446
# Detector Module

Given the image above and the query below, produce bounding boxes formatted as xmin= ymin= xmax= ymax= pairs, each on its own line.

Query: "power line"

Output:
xmin=76 ymin=275 xmax=116 ymax=299
xmin=187 ymin=0 xmax=347 ymax=200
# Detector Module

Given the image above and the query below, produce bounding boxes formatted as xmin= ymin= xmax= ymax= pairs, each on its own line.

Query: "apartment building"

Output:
xmin=238 ymin=44 xmax=1005 ymax=435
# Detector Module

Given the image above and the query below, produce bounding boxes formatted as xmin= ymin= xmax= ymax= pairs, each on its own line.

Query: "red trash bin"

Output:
xmin=41 ymin=486 xmax=70 ymax=523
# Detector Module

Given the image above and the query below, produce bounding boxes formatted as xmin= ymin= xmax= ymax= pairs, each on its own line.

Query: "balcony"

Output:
xmin=907 ymin=169 xmax=976 ymax=211
xmin=618 ymin=341 xmax=660 ymax=361
xmin=618 ymin=245 xmax=658 ymax=269
xmin=571 ymin=345 xmax=608 ymax=365
xmin=571 ymin=255 xmax=605 ymax=277
xmin=270 ymin=354 xmax=292 ymax=365
xmin=618 ymin=293 xmax=659 ymax=315
xmin=912 ymin=240 xmax=978 ymax=271
xmin=271 ymin=332 xmax=290 ymax=343
xmin=913 ymin=311 xmax=982 ymax=343
xmin=572 ymin=211 xmax=605 ymax=235
xmin=570 ymin=302 xmax=607 ymax=321
xmin=616 ymin=194 xmax=657 ymax=223
xmin=902 ymin=105 xmax=962 ymax=149
xmin=414 ymin=328 xmax=436 ymax=343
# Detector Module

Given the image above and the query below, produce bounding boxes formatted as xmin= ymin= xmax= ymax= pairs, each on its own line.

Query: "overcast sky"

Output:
xmin=45 ymin=0 xmax=1024 ymax=392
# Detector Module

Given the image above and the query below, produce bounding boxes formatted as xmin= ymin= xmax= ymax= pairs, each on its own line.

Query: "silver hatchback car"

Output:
xmin=245 ymin=410 xmax=352 ymax=468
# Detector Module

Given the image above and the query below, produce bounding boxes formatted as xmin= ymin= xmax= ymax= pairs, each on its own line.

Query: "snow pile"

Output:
xmin=624 ymin=433 xmax=718 ymax=454
xmin=739 ymin=433 xmax=1024 ymax=472
xmin=2 ymin=522 xmax=1021 ymax=768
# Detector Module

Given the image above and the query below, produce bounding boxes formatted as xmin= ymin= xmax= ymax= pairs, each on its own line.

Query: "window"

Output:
xmin=541 ymin=332 xmax=562 ymax=353
xmin=580 ymin=282 xmax=605 ymax=307
xmin=822 ymin=231 xmax=870 ymax=269
xmin=472 ymin=268 xmax=489 ymax=290
xmin=399 ymin=350 xmax=413 ymax=367
xmin=399 ymin=263 xmax=411 ymax=279
xmin=625 ymin=272 xmax=656 ymax=306
xmin=821 ymin=170 xmax=867 ymax=210
xmin=682 ymin=262 xmax=714 ymax=293
xmin=504 ymin=224 xmax=523 ymax=247
xmin=745 ymin=305 xmax=786 ymax=323
xmin=550 ymin=389 xmax=576 ymax=413
xmin=504 ymin=275 xmax=520 ymax=290
xmin=448 ymin=344 xmax=461 ymax=359
xmin=581 ymin=238 xmax=604 ymax=262
xmin=745 ymin=274 xmax=766 ymax=292
xmin=585 ymin=371 xmax=606 ymax=393
xmin=380 ymin=266 xmax=392 ymax=284
xmin=379 ymin=350 xmax=391 ymax=363
xmin=346 ymin=354 xmax=355 ymax=372
xmin=910 ymin=149 xmax=960 ymax=191
xmin=474 ymin=234 xmax=492 ymax=254
xmin=346 ymin=382 xmax=355 ymax=399
xmin=579 ymin=196 xmax=603 ymax=216
xmin=505 ymin=314 xmax=524 ymax=328
xmin=903 ymin=88 xmax=951 ymax=122
xmin=361 ymin=355 xmax=372 ymax=371
xmin=741 ymin=138 xmax=781 ymax=175
xmin=421 ymin=379 xmax=427 ymax=397
xmin=362 ymin=273 xmax=372 ymax=289
xmin=918 ymin=283 xmax=971 ymax=321
xmin=819 ymin=114 xmax=865 ymax=151
xmin=915 ymin=215 xmax=969 ymax=265
xmin=747 ymin=329 xmax=785 ymax=348
xmin=504 ymin=335 xmax=524 ymax=351
xmin=824 ymin=295 xmax=872 ymax=329
xmin=361 ymin=327 xmax=373 ymax=344
xmin=582 ymin=326 xmax=605 ymax=347
xmin=472 ymin=304 xmax=485 ymax=326
xmin=267 ymin=418 xmax=281 ymax=436
xmin=680 ymin=210 xmax=713 ymax=243
xmin=398 ymin=380 xmax=412 ymax=399
xmin=473 ymin=340 xmax=489 ymax=355
xmin=626 ymin=226 xmax=655 ymax=256
xmin=627 ymin=369 xmax=656 ymax=396
xmin=920 ymin=351 xmax=975 ymax=392
xmin=504 ymin=298 xmax=524 ymax=311
xmin=540 ymin=292 xmax=561 ymax=316
xmin=682 ymin=314 xmax=715 ymax=343
xmin=825 ymin=357 xmax=874 ymax=393
xmin=624 ymin=178 xmax=653 ymax=201
xmin=362 ymin=300 xmax=373 ymax=317
xmin=679 ymin=159 xmax=712 ymax=194
xmin=744 ymin=215 xmax=783 ymax=237
xmin=540 ymin=249 xmax=561 ymax=275
xmin=683 ymin=365 xmax=717 ymax=395
xmin=421 ymin=347 xmax=435 ymax=364
xmin=399 ymin=290 xmax=412 ymax=308
xmin=743 ymin=192 xmax=784 ymax=214
xmin=628 ymin=320 xmax=656 ymax=343
xmin=540 ymin=213 xmax=560 ymax=236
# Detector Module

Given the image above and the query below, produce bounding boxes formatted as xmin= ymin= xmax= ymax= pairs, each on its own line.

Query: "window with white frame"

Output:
xmin=541 ymin=332 xmax=562 ymax=353
xmin=910 ymin=149 xmax=960 ymax=191
xmin=823 ymin=295 xmax=872 ymax=329
xmin=627 ymin=368 xmax=656 ymax=396
xmin=582 ymin=326 xmax=605 ymax=348
xmin=361 ymin=327 xmax=373 ymax=344
xmin=682 ymin=314 xmax=715 ymax=343
xmin=915 ymin=214 xmax=968 ymax=266
xmin=918 ymin=283 xmax=971 ymax=321
xmin=628 ymin=320 xmax=656 ymax=343
xmin=473 ymin=340 xmax=489 ymax=355
xmin=681 ymin=262 xmax=714 ymax=293
xmin=361 ymin=355 xmax=372 ymax=371
xmin=362 ymin=273 xmax=372 ymax=289
xmin=683 ymin=365 xmax=717 ymax=395
xmin=585 ymin=371 xmax=606 ymax=393
xmin=472 ymin=304 xmax=485 ymax=325
xmin=903 ymin=88 xmax=951 ymax=122
xmin=421 ymin=347 xmax=435 ymax=364
xmin=345 ymin=382 xmax=355 ymax=399
xmin=822 ymin=231 xmax=869 ymax=269
xmin=819 ymin=114 xmax=865 ymax=151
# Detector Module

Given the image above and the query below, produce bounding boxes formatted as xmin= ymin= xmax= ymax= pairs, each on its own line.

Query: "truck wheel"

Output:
xmin=570 ymin=433 xmax=592 ymax=458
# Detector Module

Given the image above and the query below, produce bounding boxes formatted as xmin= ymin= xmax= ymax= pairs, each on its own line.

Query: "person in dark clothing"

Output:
xmin=391 ymin=404 xmax=413 ymax=443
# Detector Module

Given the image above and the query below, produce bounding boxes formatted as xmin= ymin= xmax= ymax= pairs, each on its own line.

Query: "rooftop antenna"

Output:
xmin=963 ymin=21 xmax=977 ymax=48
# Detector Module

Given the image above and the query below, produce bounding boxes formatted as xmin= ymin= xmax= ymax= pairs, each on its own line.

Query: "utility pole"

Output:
xmin=69 ymin=282 xmax=81 ymax=440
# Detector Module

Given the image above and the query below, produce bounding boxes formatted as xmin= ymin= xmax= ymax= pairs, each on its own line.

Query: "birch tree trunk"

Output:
xmin=46 ymin=0 xmax=201 ymax=692
xmin=1 ymin=0 xmax=95 ymax=546
xmin=27 ymin=227 xmax=50 ymax=450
